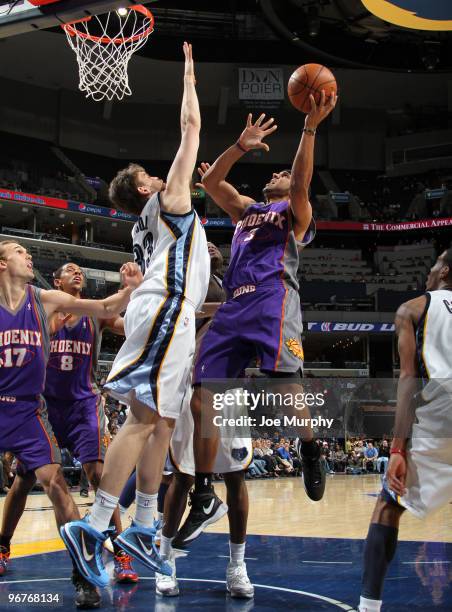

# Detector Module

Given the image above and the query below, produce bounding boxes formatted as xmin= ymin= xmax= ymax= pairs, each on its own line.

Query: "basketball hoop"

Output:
xmin=62 ymin=5 xmax=154 ymax=102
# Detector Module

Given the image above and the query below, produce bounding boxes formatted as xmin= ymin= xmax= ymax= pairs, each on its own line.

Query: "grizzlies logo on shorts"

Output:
xmin=231 ymin=447 xmax=249 ymax=462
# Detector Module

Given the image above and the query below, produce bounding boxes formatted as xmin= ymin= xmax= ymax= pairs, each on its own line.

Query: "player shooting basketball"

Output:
xmin=177 ymin=91 xmax=337 ymax=545
xmin=359 ymin=249 xmax=452 ymax=612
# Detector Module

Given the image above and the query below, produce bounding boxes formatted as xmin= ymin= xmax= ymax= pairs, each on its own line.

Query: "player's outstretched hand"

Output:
xmin=386 ymin=453 xmax=407 ymax=497
xmin=238 ymin=113 xmax=278 ymax=153
xmin=183 ymin=41 xmax=195 ymax=83
xmin=305 ymin=90 xmax=337 ymax=129
xmin=120 ymin=262 xmax=143 ymax=290
xmin=195 ymin=162 xmax=211 ymax=189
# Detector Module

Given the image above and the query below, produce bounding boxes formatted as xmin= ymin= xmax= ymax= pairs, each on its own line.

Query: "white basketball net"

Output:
xmin=63 ymin=6 xmax=154 ymax=102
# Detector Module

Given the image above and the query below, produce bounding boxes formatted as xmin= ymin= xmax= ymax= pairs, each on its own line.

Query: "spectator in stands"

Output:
xmin=319 ymin=444 xmax=334 ymax=475
xmin=252 ymin=440 xmax=269 ymax=475
xmin=276 ymin=442 xmax=295 ymax=475
xmin=330 ymin=444 xmax=347 ymax=473
xmin=288 ymin=440 xmax=302 ymax=473
xmin=362 ymin=441 xmax=378 ymax=472
xmin=261 ymin=440 xmax=281 ymax=476
xmin=376 ymin=439 xmax=390 ymax=474
xmin=247 ymin=458 xmax=268 ymax=478
xmin=345 ymin=449 xmax=362 ymax=474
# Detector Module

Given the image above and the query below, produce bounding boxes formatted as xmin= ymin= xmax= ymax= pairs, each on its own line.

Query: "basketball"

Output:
xmin=287 ymin=64 xmax=337 ymax=113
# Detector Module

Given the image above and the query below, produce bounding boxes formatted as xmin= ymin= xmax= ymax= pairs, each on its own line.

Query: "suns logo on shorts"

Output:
xmin=285 ymin=338 xmax=304 ymax=360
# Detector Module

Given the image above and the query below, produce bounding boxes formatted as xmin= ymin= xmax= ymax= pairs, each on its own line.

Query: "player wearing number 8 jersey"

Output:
xmin=45 ymin=264 xmax=115 ymax=471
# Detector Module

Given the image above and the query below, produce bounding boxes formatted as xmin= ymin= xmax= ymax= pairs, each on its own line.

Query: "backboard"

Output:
xmin=0 ymin=0 xmax=154 ymax=38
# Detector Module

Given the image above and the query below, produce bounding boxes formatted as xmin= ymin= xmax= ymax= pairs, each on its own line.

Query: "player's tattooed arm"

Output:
xmin=290 ymin=90 xmax=337 ymax=240
xmin=161 ymin=42 xmax=200 ymax=215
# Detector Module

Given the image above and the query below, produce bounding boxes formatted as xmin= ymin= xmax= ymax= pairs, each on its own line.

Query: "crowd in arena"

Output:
xmin=2 ymin=132 xmax=452 ymax=225
xmin=0 ymin=435 xmax=391 ymax=496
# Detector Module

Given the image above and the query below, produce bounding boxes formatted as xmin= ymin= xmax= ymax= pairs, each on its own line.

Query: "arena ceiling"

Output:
xmin=129 ymin=0 xmax=452 ymax=72
xmin=0 ymin=0 xmax=451 ymax=73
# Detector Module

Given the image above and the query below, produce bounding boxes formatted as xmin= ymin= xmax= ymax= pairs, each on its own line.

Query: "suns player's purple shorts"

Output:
xmin=46 ymin=395 xmax=107 ymax=465
xmin=194 ymin=285 xmax=304 ymax=382
xmin=0 ymin=396 xmax=61 ymax=472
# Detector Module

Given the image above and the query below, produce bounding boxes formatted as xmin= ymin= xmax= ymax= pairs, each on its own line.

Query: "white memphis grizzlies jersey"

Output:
xmin=417 ymin=289 xmax=452 ymax=380
xmin=131 ymin=192 xmax=210 ymax=309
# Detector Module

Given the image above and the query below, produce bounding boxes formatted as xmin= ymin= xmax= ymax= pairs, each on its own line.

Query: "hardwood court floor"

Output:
xmin=4 ymin=475 xmax=451 ymax=559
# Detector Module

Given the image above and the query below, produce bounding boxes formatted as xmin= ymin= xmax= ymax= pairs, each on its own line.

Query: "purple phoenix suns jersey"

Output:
xmin=222 ymin=200 xmax=315 ymax=297
xmin=45 ymin=316 xmax=100 ymax=400
xmin=0 ymin=285 xmax=49 ymax=398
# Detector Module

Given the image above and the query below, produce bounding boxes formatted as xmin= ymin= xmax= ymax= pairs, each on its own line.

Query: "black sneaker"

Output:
xmin=172 ymin=489 xmax=228 ymax=547
xmin=296 ymin=439 xmax=326 ymax=502
xmin=72 ymin=570 xmax=101 ymax=609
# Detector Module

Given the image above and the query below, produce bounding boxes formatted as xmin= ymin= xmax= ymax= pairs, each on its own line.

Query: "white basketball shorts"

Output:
xmin=105 ymin=291 xmax=196 ymax=419
xmin=165 ymin=386 xmax=253 ymax=476
xmin=397 ymin=396 xmax=452 ymax=519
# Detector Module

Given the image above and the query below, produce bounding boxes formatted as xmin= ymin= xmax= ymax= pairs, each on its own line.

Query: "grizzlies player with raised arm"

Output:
xmin=61 ymin=42 xmax=210 ymax=589
xmin=178 ymin=91 xmax=337 ymax=544
xmin=359 ymin=249 xmax=452 ymax=612
xmin=0 ymin=240 xmax=138 ymax=605
xmin=0 ymin=262 xmax=138 ymax=591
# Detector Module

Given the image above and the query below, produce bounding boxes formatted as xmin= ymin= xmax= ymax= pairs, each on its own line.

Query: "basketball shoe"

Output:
xmin=155 ymin=556 xmax=179 ymax=597
xmin=60 ymin=516 xmax=109 ymax=588
xmin=226 ymin=562 xmax=254 ymax=598
xmin=115 ymin=522 xmax=172 ymax=575
xmin=113 ymin=550 xmax=139 ymax=583
xmin=72 ymin=569 xmax=101 ymax=609
xmin=295 ymin=438 xmax=326 ymax=501
xmin=173 ymin=490 xmax=228 ymax=547
xmin=0 ymin=546 xmax=10 ymax=576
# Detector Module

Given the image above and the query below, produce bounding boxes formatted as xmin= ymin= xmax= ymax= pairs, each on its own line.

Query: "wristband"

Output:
xmin=303 ymin=127 xmax=316 ymax=136
xmin=390 ymin=448 xmax=407 ymax=458
xmin=236 ymin=140 xmax=249 ymax=153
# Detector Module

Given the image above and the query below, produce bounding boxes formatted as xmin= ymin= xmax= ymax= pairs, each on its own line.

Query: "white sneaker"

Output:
xmin=226 ymin=562 xmax=254 ymax=598
xmin=155 ymin=557 xmax=179 ymax=597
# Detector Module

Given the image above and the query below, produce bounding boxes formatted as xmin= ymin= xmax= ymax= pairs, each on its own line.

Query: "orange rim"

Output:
xmin=62 ymin=5 xmax=154 ymax=45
